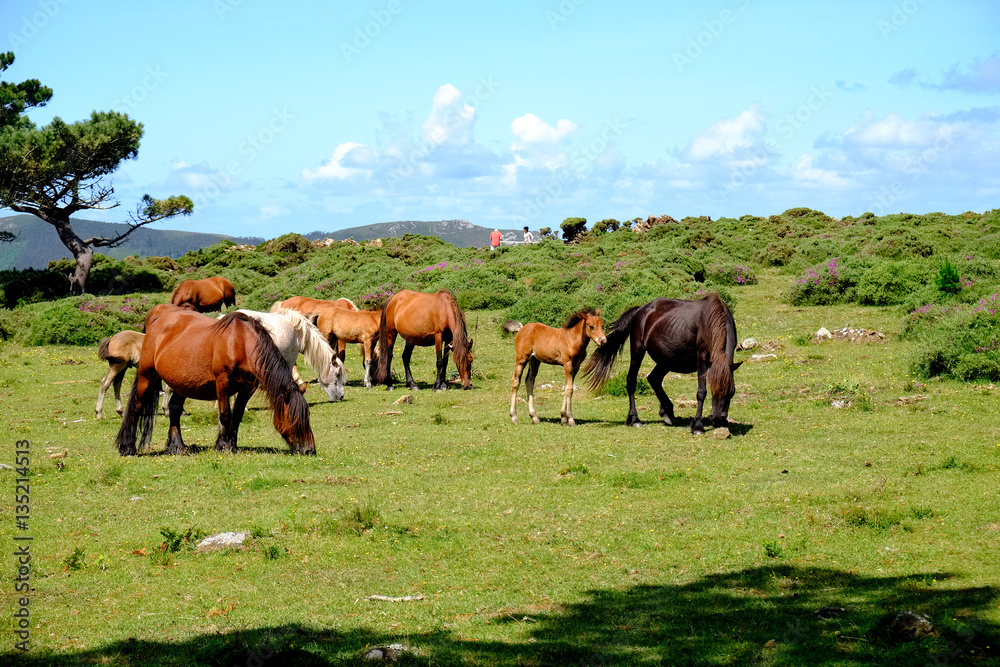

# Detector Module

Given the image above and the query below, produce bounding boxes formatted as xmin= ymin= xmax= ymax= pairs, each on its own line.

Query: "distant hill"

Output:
xmin=0 ymin=215 xmax=533 ymax=270
xmin=0 ymin=215 xmax=262 ymax=270
xmin=303 ymin=219 xmax=526 ymax=249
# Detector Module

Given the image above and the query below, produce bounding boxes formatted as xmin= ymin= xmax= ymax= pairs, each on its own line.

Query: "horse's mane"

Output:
xmin=563 ymin=308 xmax=598 ymax=329
xmin=270 ymin=307 xmax=341 ymax=378
xmin=703 ymin=293 xmax=736 ymax=395
xmin=244 ymin=314 xmax=315 ymax=450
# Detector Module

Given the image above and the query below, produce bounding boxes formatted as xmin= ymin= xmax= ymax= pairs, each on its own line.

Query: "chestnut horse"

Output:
xmin=115 ymin=305 xmax=314 ymax=455
xmin=276 ymin=296 xmax=358 ymax=362
xmin=372 ymin=289 xmax=473 ymax=391
xmin=506 ymin=309 xmax=607 ymax=426
xmin=582 ymin=294 xmax=741 ymax=434
xmin=170 ymin=276 xmax=236 ymax=312
xmin=95 ymin=331 xmax=167 ymax=419
xmin=310 ymin=307 xmax=381 ymax=388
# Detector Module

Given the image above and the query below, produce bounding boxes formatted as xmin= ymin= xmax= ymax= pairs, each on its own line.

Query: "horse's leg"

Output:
xmin=646 ymin=364 xmax=675 ymax=426
xmin=362 ymin=338 xmax=372 ymax=388
xmin=383 ymin=331 xmax=397 ymax=390
xmin=561 ymin=361 xmax=576 ymax=426
xmin=214 ymin=376 xmax=238 ymax=453
xmin=691 ymin=373 xmax=708 ymax=435
xmin=525 ymin=357 xmax=542 ymax=424
xmin=509 ymin=355 xmax=527 ymax=424
xmin=161 ymin=386 xmax=171 ymax=416
xmin=401 ymin=342 xmax=419 ymax=390
xmin=165 ymin=391 xmax=189 ymax=455
xmin=96 ymin=363 xmax=121 ymax=419
xmin=228 ymin=390 xmax=252 ymax=451
xmin=433 ymin=335 xmax=448 ymax=391
xmin=625 ymin=346 xmax=647 ymax=427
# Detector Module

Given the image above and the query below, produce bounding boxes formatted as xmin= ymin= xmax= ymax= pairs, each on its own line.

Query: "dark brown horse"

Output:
xmin=372 ymin=289 xmax=473 ymax=391
xmin=115 ymin=305 xmax=315 ymax=456
xmin=582 ymin=294 xmax=741 ymax=434
xmin=170 ymin=276 xmax=236 ymax=312
xmin=276 ymin=295 xmax=358 ymax=362
xmin=506 ymin=309 xmax=607 ymax=426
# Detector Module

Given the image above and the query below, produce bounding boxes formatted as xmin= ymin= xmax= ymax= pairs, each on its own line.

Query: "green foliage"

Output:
xmin=560 ymin=217 xmax=587 ymax=242
xmin=0 ymin=293 xmax=154 ymax=344
xmin=0 ymin=52 xmax=53 ymax=129
xmin=158 ymin=526 xmax=206 ymax=553
xmin=594 ymin=372 xmax=653 ymax=397
xmin=707 ymin=262 xmax=757 ymax=286
xmin=63 ymin=546 xmax=86 ymax=571
xmin=935 ymin=259 xmax=961 ymax=294
xmin=905 ymin=295 xmax=1000 ymax=381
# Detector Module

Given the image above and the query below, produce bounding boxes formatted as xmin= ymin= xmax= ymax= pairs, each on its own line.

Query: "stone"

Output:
xmin=196 ymin=531 xmax=250 ymax=552
xmin=739 ymin=337 xmax=757 ymax=350
xmin=393 ymin=395 xmax=413 ymax=405
xmin=815 ymin=327 xmax=832 ymax=339
xmin=714 ymin=427 xmax=731 ymax=439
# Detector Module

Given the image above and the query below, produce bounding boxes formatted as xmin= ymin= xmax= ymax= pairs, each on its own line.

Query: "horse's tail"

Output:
xmin=502 ymin=320 xmax=523 ymax=334
xmin=372 ymin=300 xmax=393 ymax=385
xmin=97 ymin=337 xmax=112 ymax=361
xmin=444 ymin=291 xmax=471 ymax=373
xmin=115 ymin=373 xmax=161 ymax=455
xmin=582 ymin=304 xmax=641 ymax=391
xmin=241 ymin=316 xmax=315 ymax=454
xmin=705 ymin=293 xmax=739 ymax=395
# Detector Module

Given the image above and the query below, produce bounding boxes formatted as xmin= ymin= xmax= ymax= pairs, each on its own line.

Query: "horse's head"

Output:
xmin=318 ymin=356 xmax=347 ymax=402
xmin=586 ymin=309 xmax=608 ymax=347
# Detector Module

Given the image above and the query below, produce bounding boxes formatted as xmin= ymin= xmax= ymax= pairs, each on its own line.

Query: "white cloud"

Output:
xmin=421 ymin=83 xmax=475 ymax=145
xmin=301 ymin=142 xmax=371 ymax=182
xmin=511 ymin=113 xmax=577 ymax=146
xmin=686 ymin=105 xmax=765 ymax=162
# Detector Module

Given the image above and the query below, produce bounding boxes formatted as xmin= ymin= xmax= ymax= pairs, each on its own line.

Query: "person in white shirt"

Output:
xmin=523 ymin=226 xmax=535 ymax=244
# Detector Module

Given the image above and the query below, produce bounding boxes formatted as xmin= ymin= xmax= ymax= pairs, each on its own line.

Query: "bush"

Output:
xmin=935 ymin=259 xmax=961 ymax=294
xmin=2 ymin=295 xmax=155 ymax=345
xmin=707 ymin=263 xmax=757 ymax=286
xmin=786 ymin=257 xmax=852 ymax=306
xmin=907 ymin=295 xmax=1000 ymax=381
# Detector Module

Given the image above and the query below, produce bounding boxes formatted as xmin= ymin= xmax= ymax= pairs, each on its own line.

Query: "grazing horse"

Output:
xmin=115 ymin=305 xmax=315 ymax=456
xmin=582 ymin=294 xmax=741 ymax=434
xmin=232 ymin=308 xmax=346 ymax=402
xmin=170 ymin=276 xmax=236 ymax=312
xmin=372 ymin=289 xmax=473 ymax=391
xmin=95 ymin=331 xmax=168 ymax=419
xmin=308 ymin=307 xmax=382 ymax=388
xmin=506 ymin=309 xmax=607 ymax=426
xmin=276 ymin=295 xmax=358 ymax=362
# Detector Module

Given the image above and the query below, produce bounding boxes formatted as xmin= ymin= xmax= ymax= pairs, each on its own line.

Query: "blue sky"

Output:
xmin=2 ymin=0 xmax=999 ymax=238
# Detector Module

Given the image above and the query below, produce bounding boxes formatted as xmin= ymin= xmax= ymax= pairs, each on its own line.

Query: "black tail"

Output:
xmin=582 ymin=304 xmax=642 ymax=391
xmin=115 ymin=374 xmax=162 ymax=455
xmin=372 ymin=304 xmax=392 ymax=385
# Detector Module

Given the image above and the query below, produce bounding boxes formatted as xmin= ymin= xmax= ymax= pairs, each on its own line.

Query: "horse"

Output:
xmin=506 ymin=309 xmax=607 ymax=426
xmin=232 ymin=308 xmax=346 ymax=402
xmin=309 ymin=307 xmax=381 ymax=388
xmin=372 ymin=289 xmax=473 ymax=391
xmin=275 ymin=295 xmax=358 ymax=362
xmin=95 ymin=331 xmax=168 ymax=419
xmin=115 ymin=305 xmax=315 ymax=455
xmin=582 ymin=294 xmax=741 ymax=434
xmin=170 ymin=276 xmax=236 ymax=312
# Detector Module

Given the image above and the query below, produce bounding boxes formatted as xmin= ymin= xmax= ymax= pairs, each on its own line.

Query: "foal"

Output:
xmin=508 ymin=309 xmax=606 ymax=426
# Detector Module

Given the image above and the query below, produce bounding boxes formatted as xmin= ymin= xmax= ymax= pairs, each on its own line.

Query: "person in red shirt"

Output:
xmin=490 ymin=228 xmax=502 ymax=251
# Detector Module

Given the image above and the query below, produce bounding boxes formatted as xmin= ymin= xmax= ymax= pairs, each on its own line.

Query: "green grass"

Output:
xmin=1 ymin=272 xmax=998 ymax=665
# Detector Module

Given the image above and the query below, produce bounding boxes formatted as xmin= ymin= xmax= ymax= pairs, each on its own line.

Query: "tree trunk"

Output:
xmin=46 ymin=213 xmax=94 ymax=295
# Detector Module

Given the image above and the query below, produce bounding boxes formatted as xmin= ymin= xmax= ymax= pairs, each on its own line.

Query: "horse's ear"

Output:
xmin=468 ymin=338 xmax=474 ymax=349
xmin=308 ymin=313 xmax=319 ymax=325
xmin=731 ymin=361 xmax=743 ymax=372
xmin=595 ymin=308 xmax=601 ymax=315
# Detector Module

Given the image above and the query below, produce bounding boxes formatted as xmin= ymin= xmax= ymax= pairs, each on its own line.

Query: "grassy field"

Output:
xmin=1 ymin=271 xmax=998 ymax=666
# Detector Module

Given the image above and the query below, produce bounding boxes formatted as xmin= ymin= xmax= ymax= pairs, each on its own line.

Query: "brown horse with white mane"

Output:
xmin=507 ymin=309 xmax=606 ymax=426
xmin=372 ymin=289 xmax=473 ymax=391
xmin=115 ymin=304 xmax=314 ymax=456
xmin=170 ymin=276 xmax=236 ymax=312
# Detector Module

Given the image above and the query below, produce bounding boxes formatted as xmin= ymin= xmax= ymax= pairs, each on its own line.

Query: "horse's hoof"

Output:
xmin=566 ymin=419 xmax=575 ymax=427
xmin=511 ymin=416 xmax=519 ymax=424
xmin=531 ymin=417 xmax=541 ymax=424
xmin=628 ymin=421 xmax=643 ymax=427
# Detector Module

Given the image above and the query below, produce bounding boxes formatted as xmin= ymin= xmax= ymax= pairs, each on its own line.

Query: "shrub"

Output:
xmin=707 ymin=263 xmax=757 ymax=286
xmin=935 ymin=259 xmax=961 ymax=294
xmin=787 ymin=257 xmax=851 ymax=306
xmin=907 ymin=295 xmax=1000 ymax=381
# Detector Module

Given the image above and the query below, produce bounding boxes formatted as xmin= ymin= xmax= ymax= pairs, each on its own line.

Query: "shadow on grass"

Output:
xmin=8 ymin=566 xmax=997 ymax=666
